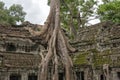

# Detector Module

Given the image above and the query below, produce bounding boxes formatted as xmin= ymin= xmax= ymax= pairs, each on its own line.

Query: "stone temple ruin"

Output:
xmin=0 ymin=21 xmax=120 ymax=80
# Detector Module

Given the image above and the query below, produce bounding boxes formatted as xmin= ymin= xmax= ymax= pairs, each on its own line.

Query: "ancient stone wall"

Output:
xmin=0 ymin=22 xmax=120 ymax=80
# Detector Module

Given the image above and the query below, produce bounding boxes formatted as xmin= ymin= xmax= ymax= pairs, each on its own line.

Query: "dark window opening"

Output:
xmin=6 ymin=43 xmax=16 ymax=51
xmin=31 ymin=45 xmax=38 ymax=51
xmin=100 ymin=74 xmax=106 ymax=80
xmin=113 ymin=43 xmax=117 ymax=47
xmin=117 ymin=72 xmax=120 ymax=79
xmin=28 ymin=74 xmax=37 ymax=80
xmin=10 ymin=74 xmax=21 ymax=80
xmin=25 ymin=46 xmax=31 ymax=52
xmin=76 ymin=71 xmax=84 ymax=80
xmin=0 ymin=55 xmax=3 ymax=66
xmin=59 ymin=72 xmax=65 ymax=80
xmin=103 ymin=26 xmax=107 ymax=29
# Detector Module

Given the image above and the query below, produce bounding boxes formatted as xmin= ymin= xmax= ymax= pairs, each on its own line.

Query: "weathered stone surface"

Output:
xmin=72 ymin=22 xmax=120 ymax=80
xmin=0 ymin=21 xmax=120 ymax=80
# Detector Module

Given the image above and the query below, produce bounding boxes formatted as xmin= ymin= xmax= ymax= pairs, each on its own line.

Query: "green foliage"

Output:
xmin=0 ymin=1 xmax=4 ymax=9
xmin=47 ymin=0 xmax=97 ymax=39
xmin=60 ymin=0 xmax=97 ymax=38
xmin=8 ymin=4 xmax=26 ymax=25
xmin=97 ymin=0 xmax=120 ymax=23
xmin=0 ymin=1 xmax=26 ymax=25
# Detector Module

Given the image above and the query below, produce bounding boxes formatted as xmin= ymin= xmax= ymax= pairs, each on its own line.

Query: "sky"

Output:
xmin=1 ymin=0 xmax=100 ymax=25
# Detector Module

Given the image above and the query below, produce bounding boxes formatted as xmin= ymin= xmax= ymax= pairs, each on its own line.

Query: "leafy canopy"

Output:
xmin=97 ymin=0 xmax=120 ymax=23
xmin=60 ymin=0 xmax=97 ymax=28
xmin=59 ymin=0 xmax=97 ymax=39
xmin=0 ymin=1 xmax=26 ymax=25
xmin=47 ymin=0 xmax=97 ymax=39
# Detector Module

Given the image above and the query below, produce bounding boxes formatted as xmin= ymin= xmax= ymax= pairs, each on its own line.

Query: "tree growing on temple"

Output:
xmin=27 ymin=0 xmax=76 ymax=80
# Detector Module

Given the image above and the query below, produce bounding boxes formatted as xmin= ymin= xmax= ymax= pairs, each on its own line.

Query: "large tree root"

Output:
xmin=28 ymin=0 xmax=76 ymax=80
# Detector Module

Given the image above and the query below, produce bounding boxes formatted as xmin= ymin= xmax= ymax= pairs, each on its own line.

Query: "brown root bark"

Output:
xmin=28 ymin=0 xmax=76 ymax=80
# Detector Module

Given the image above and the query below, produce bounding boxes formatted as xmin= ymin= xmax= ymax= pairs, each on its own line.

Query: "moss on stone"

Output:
xmin=72 ymin=49 xmax=113 ymax=67
xmin=93 ymin=54 xmax=112 ymax=67
xmin=89 ymin=49 xmax=99 ymax=53
xmin=101 ymin=49 xmax=111 ymax=55
xmin=73 ymin=52 xmax=89 ymax=65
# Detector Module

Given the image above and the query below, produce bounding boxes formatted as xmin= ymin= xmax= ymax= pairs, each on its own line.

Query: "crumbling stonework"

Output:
xmin=0 ymin=24 xmax=42 ymax=80
xmin=73 ymin=21 xmax=120 ymax=80
xmin=0 ymin=21 xmax=120 ymax=80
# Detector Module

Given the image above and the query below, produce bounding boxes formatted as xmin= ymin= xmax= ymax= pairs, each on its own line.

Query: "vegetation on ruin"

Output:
xmin=0 ymin=0 xmax=120 ymax=79
xmin=73 ymin=52 xmax=89 ymax=65
xmin=73 ymin=48 xmax=120 ymax=68
xmin=27 ymin=0 xmax=76 ymax=80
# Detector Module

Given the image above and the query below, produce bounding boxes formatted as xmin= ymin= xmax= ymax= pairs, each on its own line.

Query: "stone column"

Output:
xmin=21 ymin=72 xmax=28 ymax=80
xmin=3 ymin=72 xmax=10 ymax=80
xmin=95 ymin=73 xmax=99 ymax=80
xmin=112 ymin=71 xmax=119 ymax=80
xmin=84 ymin=69 xmax=88 ymax=80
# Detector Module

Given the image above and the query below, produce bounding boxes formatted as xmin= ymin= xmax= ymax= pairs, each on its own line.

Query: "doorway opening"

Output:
xmin=59 ymin=72 xmax=65 ymax=80
xmin=76 ymin=71 xmax=84 ymax=80
xmin=10 ymin=74 xmax=21 ymax=80
xmin=28 ymin=73 xmax=37 ymax=80
xmin=100 ymin=74 xmax=106 ymax=80
xmin=117 ymin=72 xmax=120 ymax=79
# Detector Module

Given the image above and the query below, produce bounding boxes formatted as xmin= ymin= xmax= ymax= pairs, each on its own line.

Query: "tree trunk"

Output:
xmin=33 ymin=0 xmax=76 ymax=80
